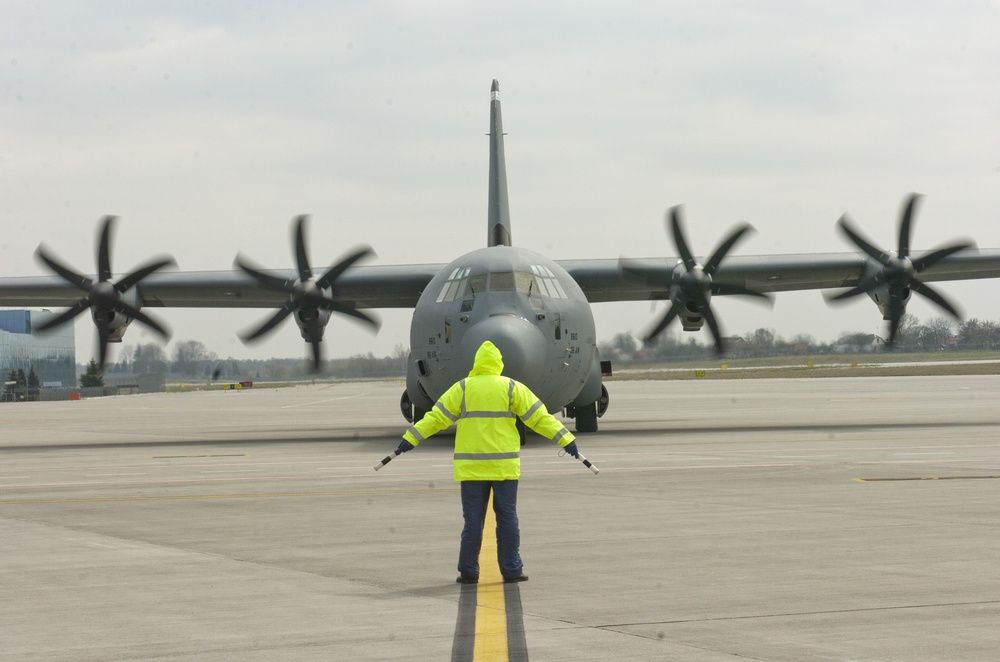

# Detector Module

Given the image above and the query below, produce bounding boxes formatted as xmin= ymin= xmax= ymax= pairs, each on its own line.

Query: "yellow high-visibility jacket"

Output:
xmin=402 ymin=340 xmax=575 ymax=481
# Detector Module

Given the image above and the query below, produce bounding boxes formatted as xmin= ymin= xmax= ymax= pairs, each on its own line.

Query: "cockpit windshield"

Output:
xmin=434 ymin=264 xmax=567 ymax=303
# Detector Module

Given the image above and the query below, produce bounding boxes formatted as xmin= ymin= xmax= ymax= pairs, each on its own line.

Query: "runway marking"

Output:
xmin=775 ymin=455 xmax=838 ymax=459
xmin=151 ymin=454 xmax=250 ymax=459
xmin=0 ymin=488 xmax=457 ymax=505
xmin=281 ymin=395 xmax=362 ymax=408
xmin=450 ymin=492 xmax=529 ymax=662
xmin=892 ymin=452 xmax=955 ymax=456
xmin=854 ymin=475 xmax=1000 ymax=482
xmin=86 ymin=473 xmax=147 ymax=477
xmin=474 ymin=496 xmax=508 ymax=661
xmin=453 ymin=586 xmax=477 ymax=660
xmin=503 ymin=583 xmax=529 ymax=660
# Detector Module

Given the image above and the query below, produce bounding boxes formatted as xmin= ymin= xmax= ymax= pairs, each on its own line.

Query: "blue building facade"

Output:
xmin=0 ymin=310 xmax=76 ymax=387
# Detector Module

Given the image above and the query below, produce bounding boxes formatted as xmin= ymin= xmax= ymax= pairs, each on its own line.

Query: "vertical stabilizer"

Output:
xmin=488 ymin=79 xmax=512 ymax=247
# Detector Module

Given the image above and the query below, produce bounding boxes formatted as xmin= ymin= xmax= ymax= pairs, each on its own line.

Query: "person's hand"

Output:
xmin=396 ymin=440 xmax=415 ymax=454
xmin=562 ymin=441 xmax=579 ymax=458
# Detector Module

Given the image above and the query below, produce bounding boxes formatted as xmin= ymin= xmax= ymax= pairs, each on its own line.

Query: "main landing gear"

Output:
xmin=564 ymin=385 xmax=609 ymax=433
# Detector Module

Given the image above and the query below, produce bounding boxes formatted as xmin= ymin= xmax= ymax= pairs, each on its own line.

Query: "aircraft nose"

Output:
xmin=461 ymin=315 xmax=546 ymax=385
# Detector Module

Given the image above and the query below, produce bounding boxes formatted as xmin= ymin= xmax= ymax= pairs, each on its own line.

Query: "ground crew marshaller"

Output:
xmin=394 ymin=340 xmax=580 ymax=584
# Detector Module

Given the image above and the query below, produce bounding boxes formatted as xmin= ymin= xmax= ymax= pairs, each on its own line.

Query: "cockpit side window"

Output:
xmin=469 ymin=274 xmax=486 ymax=295
xmin=530 ymin=265 xmax=567 ymax=299
xmin=436 ymin=267 xmax=472 ymax=303
xmin=515 ymin=272 xmax=535 ymax=295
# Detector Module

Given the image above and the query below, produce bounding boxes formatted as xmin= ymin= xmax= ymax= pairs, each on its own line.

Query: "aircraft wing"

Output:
xmin=0 ymin=264 xmax=444 ymax=310
xmin=559 ymin=249 xmax=1000 ymax=303
xmin=3 ymin=250 xmax=1000 ymax=309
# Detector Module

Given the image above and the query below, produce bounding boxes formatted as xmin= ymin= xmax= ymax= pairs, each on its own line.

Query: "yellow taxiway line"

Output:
xmin=474 ymin=493 xmax=508 ymax=661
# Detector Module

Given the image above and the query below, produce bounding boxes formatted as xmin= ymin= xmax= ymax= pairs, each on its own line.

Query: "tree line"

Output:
xmin=599 ymin=315 xmax=1000 ymax=363
xmin=6 ymin=314 xmax=999 ymax=397
xmin=95 ymin=339 xmax=411 ymax=383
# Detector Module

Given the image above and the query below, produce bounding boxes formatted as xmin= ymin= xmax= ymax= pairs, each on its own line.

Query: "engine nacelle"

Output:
xmin=292 ymin=306 xmax=332 ymax=342
xmin=669 ymin=260 xmax=710 ymax=332
xmin=92 ymin=287 xmax=142 ymax=343
xmin=867 ymin=286 xmax=912 ymax=320
xmin=680 ymin=301 xmax=704 ymax=332
xmin=855 ymin=259 xmax=913 ymax=320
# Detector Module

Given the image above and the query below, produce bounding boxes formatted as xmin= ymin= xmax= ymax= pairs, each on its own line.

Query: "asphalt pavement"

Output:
xmin=2 ymin=376 xmax=999 ymax=661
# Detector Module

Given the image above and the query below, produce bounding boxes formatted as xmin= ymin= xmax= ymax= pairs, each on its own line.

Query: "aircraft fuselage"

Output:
xmin=405 ymin=245 xmax=602 ymax=416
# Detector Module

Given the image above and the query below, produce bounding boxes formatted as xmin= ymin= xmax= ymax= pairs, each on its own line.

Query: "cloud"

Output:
xmin=2 ymin=1 xmax=999 ymax=361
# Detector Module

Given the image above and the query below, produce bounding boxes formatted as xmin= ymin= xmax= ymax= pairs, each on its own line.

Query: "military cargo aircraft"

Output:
xmin=2 ymin=79 xmax=999 ymax=433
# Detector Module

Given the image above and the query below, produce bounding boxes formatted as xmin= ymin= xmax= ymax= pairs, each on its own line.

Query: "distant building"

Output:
xmin=0 ymin=310 xmax=76 ymax=387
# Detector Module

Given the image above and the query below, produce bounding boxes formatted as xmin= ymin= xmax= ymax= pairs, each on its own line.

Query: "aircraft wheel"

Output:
xmin=574 ymin=402 xmax=598 ymax=433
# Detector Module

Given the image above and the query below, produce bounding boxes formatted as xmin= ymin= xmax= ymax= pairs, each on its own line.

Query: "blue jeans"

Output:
xmin=458 ymin=480 xmax=522 ymax=578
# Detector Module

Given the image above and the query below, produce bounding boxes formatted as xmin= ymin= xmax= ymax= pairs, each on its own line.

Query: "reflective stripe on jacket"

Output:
xmin=402 ymin=340 xmax=575 ymax=481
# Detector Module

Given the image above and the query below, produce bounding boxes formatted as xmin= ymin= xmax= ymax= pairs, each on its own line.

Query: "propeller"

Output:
xmin=235 ymin=215 xmax=381 ymax=371
xmin=622 ymin=206 xmax=772 ymax=354
xmin=825 ymin=193 xmax=973 ymax=345
xmin=34 ymin=215 xmax=175 ymax=371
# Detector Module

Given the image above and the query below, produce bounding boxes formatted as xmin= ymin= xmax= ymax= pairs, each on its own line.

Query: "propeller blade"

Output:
xmin=897 ymin=194 xmax=920 ymax=260
xmin=697 ymin=297 xmax=725 ymax=355
xmin=34 ymin=299 xmax=91 ymax=331
xmin=886 ymin=292 xmax=906 ymax=345
xmin=618 ymin=258 xmax=665 ymax=281
xmin=704 ymin=224 xmax=753 ymax=276
xmin=293 ymin=215 xmax=313 ymax=281
xmin=308 ymin=338 xmax=322 ymax=373
xmin=669 ymin=207 xmax=698 ymax=271
xmin=116 ymin=257 xmax=176 ymax=293
xmin=97 ymin=216 xmax=116 ymax=282
xmin=316 ymin=245 xmax=375 ymax=289
xmin=712 ymin=283 xmax=773 ymax=303
xmin=36 ymin=246 xmax=93 ymax=291
xmin=237 ymin=216 xmax=381 ymax=368
xmin=235 ymin=255 xmax=294 ymax=292
xmin=96 ymin=316 xmax=111 ymax=371
xmin=113 ymin=301 xmax=171 ymax=338
xmin=824 ymin=272 xmax=887 ymax=303
xmin=36 ymin=215 xmax=176 ymax=364
xmin=643 ymin=301 xmax=682 ymax=343
xmin=832 ymin=194 xmax=972 ymax=343
xmin=837 ymin=215 xmax=889 ymax=265
xmin=910 ymin=279 xmax=962 ymax=319
xmin=241 ymin=301 xmax=296 ymax=341
xmin=315 ymin=298 xmax=381 ymax=330
xmin=910 ymin=242 xmax=974 ymax=273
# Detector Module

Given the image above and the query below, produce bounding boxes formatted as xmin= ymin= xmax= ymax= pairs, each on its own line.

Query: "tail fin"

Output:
xmin=487 ymin=79 xmax=512 ymax=247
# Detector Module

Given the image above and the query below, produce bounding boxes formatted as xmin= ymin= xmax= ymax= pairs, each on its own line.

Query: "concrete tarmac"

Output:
xmin=2 ymin=376 xmax=999 ymax=661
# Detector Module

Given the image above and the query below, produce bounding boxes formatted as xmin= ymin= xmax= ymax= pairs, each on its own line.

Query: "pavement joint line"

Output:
xmin=593 ymin=599 xmax=1000 ymax=628
xmin=151 ymin=454 xmax=251 ymax=458
xmin=0 ymin=488 xmax=459 ymax=504
xmin=854 ymin=475 xmax=1000 ymax=482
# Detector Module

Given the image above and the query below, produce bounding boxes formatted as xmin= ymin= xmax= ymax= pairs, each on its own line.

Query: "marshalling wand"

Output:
xmin=373 ymin=451 xmax=400 ymax=471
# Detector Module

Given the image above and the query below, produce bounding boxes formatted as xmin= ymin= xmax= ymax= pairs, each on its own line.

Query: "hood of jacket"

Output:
xmin=468 ymin=340 xmax=504 ymax=377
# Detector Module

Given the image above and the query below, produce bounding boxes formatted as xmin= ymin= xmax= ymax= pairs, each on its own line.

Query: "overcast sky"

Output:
xmin=3 ymin=1 xmax=999 ymax=364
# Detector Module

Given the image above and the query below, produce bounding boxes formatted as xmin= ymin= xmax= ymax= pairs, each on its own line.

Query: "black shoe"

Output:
xmin=503 ymin=573 xmax=528 ymax=583
xmin=456 ymin=573 xmax=479 ymax=584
